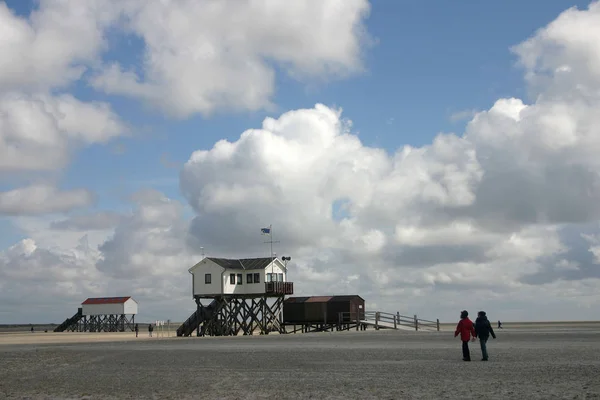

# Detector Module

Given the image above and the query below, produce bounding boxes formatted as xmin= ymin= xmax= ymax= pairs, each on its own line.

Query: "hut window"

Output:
xmin=278 ymin=273 xmax=283 ymax=282
xmin=230 ymin=274 xmax=235 ymax=284
xmin=266 ymin=273 xmax=272 ymax=282
xmin=247 ymin=273 xmax=253 ymax=284
xmin=237 ymin=273 xmax=242 ymax=284
xmin=253 ymin=273 xmax=260 ymax=283
xmin=205 ymin=274 xmax=211 ymax=284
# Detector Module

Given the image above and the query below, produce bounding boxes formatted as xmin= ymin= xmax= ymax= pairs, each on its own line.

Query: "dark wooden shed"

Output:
xmin=283 ymin=295 xmax=365 ymax=324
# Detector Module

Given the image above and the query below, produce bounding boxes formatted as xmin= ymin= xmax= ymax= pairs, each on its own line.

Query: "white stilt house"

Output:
xmin=188 ymin=257 xmax=291 ymax=297
xmin=178 ymin=256 xmax=294 ymax=337
xmin=54 ymin=296 xmax=138 ymax=333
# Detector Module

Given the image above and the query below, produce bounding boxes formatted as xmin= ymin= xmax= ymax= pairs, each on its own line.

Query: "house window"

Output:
xmin=266 ymin=273 xmax=272 ymax=282
xmin=278 ymin=273 xmax=283 ymax=282
xmin=205 ymin=274 xmax=211 ymax=284
xmin=247 ymin=273 xmax=253 ymax=284
xmin=237 ymin=273 xmax=242 ymax=284
xmin=253 ymin=273 xmax=260 ymax=283
xmin=230 ymin=274 xmax=235 ymax=284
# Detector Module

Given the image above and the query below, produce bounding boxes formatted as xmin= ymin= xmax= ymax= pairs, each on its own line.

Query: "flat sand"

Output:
xmin=1 ymin=325 xmax=600 ymax=399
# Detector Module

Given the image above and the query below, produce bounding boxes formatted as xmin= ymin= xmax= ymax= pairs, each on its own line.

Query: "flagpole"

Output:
xmin=270 ymin=224 xmax=273 ymax=260
xmin=262 ymin=224 xmax=279 ymax=282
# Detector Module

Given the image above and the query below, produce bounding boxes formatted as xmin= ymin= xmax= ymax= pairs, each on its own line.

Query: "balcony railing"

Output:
xmin=265 ymin=281 xmax=294 ymax=295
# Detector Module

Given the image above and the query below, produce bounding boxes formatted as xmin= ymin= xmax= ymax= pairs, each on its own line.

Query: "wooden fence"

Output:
xmin=339 ymin=310 xmax=439 ymax=331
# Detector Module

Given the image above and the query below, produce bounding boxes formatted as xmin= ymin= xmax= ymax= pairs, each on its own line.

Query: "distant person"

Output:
xmin=475 ymin=311 xmax=497 ymax=361
xmin=148 ymin=323 xmax=153 ymax=337
xmin=498 ymin=320 xmax=503 ymax=329
xmin=454 ymin=310 xmax=476 ymax=361
xmin=30 ymin=326 xmax=34 ymax=333
xmin=135 ymin=324 xmax=139 ymax=338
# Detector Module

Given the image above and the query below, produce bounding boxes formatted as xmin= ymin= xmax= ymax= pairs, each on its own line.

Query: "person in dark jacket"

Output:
xmin=454 ymin=310 xmax=476 ymax=361
xmin=475 ymin=311 xmax=496 ymax=361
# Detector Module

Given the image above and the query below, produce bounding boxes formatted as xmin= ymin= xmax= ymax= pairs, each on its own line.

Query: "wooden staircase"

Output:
xmin=54 ymin=308 xmax=83 ymax=332
xmin=176 ymin=300 xmax=218 ymax=337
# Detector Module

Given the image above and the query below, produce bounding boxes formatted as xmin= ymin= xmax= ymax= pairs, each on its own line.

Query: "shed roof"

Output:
xmin=207 ymin=257 xmax=276 ymax=270
xmin=82 ymin=296 xmax=132 ymax=305
xmin=329 ymin=295 xmax=365 ymax=302
xmin=284 ymin=295 xmax=364 ymax=304
xmin=305 ymin=296 xmax=333 ymax=303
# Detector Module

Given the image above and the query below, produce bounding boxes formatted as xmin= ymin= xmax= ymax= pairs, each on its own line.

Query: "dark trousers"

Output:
xmin=462 ymin=340 xmax=471 ymax=360
xmin=480 ymin=338 xmax=488 ymax=360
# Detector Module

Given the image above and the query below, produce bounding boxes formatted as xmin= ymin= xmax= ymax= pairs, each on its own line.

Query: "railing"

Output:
xmin=265 ymin=281 xmax=293 ymax=295
xmin=176 ymin=299 xmax=218 ymax=337
xmin=339 ymin=310 xmax=440 ymax=331
xmin=338 ymin=311 xmax=364 ymax=324
xmin=176 ymin=310 xmax=200 ymax=337
xmin=53 ymin=309 xmax=83 ymax=332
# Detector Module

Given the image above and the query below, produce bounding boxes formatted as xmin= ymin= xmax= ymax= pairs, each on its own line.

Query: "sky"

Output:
xmin=1 ymin=0 xmax=599 ymax=324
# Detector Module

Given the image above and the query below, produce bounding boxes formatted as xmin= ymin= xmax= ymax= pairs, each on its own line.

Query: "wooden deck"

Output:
xmin=265 ymin=281 xmax=293 ymax=295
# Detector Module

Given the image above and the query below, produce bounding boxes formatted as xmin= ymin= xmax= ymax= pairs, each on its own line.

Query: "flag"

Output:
xmin=261 ymin=227 xmax=271 ymax=235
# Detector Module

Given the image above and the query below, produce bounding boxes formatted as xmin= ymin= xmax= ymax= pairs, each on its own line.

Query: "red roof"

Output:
xmin=82 ymin=296 xmax=131 ymax=305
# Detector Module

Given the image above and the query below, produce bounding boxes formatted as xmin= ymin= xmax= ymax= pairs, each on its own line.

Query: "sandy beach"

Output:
xmin=1 ymin=323 xmax=599 ymax=399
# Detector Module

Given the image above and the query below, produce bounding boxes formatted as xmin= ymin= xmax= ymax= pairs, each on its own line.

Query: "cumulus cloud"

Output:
xmin=50 ymin=212 xmax=124 ymax=231
xmin=0 ymin=92 xmax=126 ymax=172
xmin=0 ymin=2 xmax=125 ymax=176
xmin=90 ymin=0 xmax=372 ymax=117
xmin=96 ymin=190 xmax=199 ymax=280
xmin=4 ymin=1 xmax=600 ymax=324
xmin=0 ymin=236 xmax=103 ymax=321
xmin=175 ymin=1 xmax=600 ymax=319
xmin=0 ymin=185 xmax=94 ymax=216
xmin=0 ymin=0 xmax=118 ymax=92
xmin=0 ymin=191 xmax=198 ymax=323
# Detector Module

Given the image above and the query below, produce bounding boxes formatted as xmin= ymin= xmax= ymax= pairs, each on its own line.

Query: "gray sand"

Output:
xmin=1 ymin=327 xmax=600 ymax=399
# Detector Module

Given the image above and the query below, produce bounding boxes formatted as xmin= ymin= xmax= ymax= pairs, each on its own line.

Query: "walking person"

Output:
xmin=135 ymin=323 xmax=139 ymax=338
xmin=148 ymin=323 xmax=153 ymax=337
xmin=454 ymin=310 xmax=476 ymax=361
xmin=475 ymin=311 xmax=497 ymax=361
xmin=498 ymin=320 xmax=503 ymax=329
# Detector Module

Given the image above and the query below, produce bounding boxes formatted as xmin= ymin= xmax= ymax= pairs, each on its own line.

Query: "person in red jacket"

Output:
xmin=454 ymin=310 xmax=476 ymax=361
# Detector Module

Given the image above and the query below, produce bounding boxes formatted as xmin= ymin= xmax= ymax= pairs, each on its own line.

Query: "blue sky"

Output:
xmin=2 ymin=0 xmax=600 ymax=323
xmin=0 ymin=0 xmax=585 ymax=244
xmin=2 ymin=0 xmax=589 ymax=228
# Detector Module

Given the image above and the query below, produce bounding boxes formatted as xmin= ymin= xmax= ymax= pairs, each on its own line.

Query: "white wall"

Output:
xmin=222 ymin=268 xmax=264 ymax=295
xmin=264 ymin=261 xmax=286 ymax=283
xmin=123 ymin=298 xmax=138 ymax=315
xmin=82 ymin=303 xmax=125 ymax=316
xmin=222 ymin=259 xmax=287 ymax=295
xmin=191 ymin=258 xmax=224 ymax=296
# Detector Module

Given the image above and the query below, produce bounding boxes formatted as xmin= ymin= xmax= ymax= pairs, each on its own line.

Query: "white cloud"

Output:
xmin=0 ymin=0 xmax=118 ymax=92
xmin=0 ymin=191 xmax=198 ymax=323
xmin=0 ymin=2 xmax=126 ymax=175
xmin=0 ymin=185 xmax=94 ymax=216
xmin=176 ymin=2 xmax=600 ymax=318
xmin=0 ymin=92 xmax=126 ymax=173
xmin=95 ymin=190 xmax=199 ymax=280
xmin=90 ymin=0 xmax=372 ymax=118
xmin=50 ymin=212 xmax=124 ymax=231
xmin=4 ymin=1 xmax=600 ymax=324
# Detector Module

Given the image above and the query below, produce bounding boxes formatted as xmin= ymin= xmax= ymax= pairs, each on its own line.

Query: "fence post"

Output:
xmin=436 ymin=319 xmax=440 ymax=332
xmin=414 ymin=314 xmax=418 ymax=331
xmin=375 ymin=312 xmax=380 ymax=330
xmin=394 ymin=313 xmax=397 ymax=329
